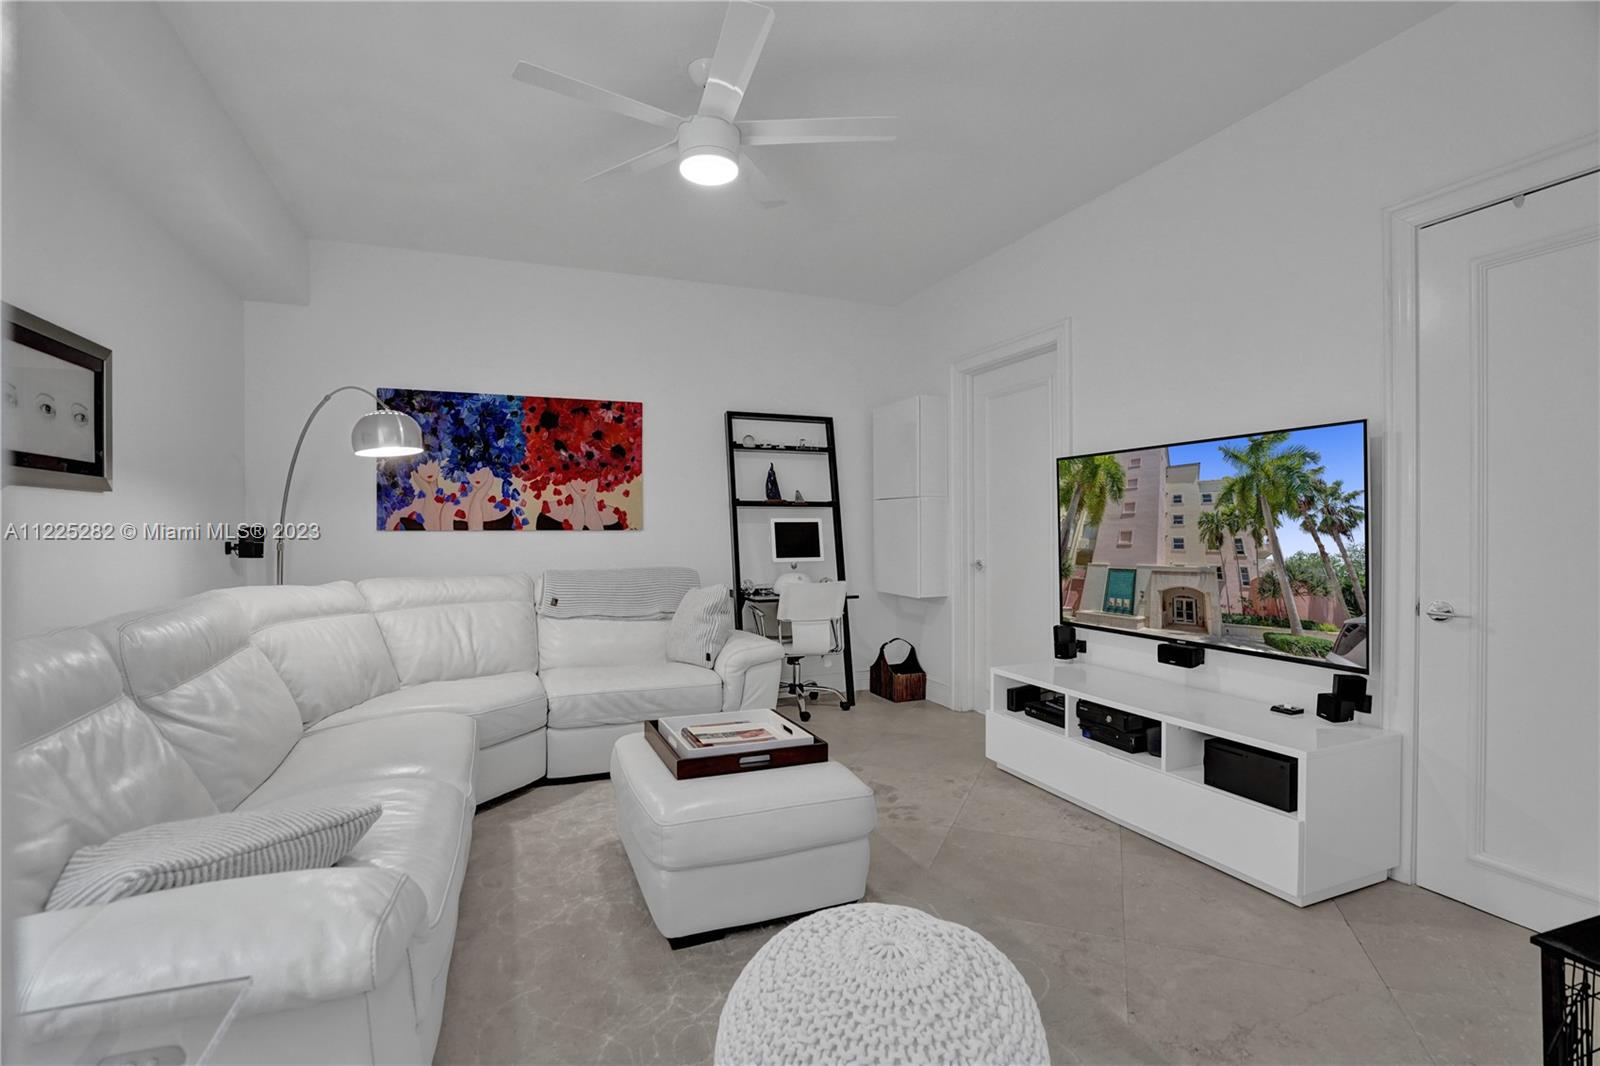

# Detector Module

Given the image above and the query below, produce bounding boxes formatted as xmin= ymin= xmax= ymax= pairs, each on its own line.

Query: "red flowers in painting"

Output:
xmin=516 ymin=398 xmax=643 ymax=494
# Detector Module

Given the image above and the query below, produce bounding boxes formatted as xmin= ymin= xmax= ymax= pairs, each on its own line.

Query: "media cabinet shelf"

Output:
xmin=1065 ymin=731 xmax=1163 ymax=774
xmin=988 ymin=660 xmax=1401 ymax=906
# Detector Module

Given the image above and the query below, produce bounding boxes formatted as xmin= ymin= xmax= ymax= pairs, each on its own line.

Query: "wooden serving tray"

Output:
xmin=645 ymin=718 xmax=829 ymax=780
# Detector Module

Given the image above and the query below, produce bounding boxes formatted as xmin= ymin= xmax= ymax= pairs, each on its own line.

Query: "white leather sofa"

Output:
xmin=6 ymin=568 xmax=781 ymax=1064
xmin=224 ymin=575 xmax=551 ymax=802
xmin=536 ymin=574 xmax=784 ymax=778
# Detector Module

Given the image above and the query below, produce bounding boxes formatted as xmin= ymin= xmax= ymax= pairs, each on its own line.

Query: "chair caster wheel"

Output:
xmin=799 ymin=709 xmax=811 ymax=722
xmin=840 ymin=702 xmax=853 ymax=711
xmin=808 ymin=691 xmax=820 ymax=701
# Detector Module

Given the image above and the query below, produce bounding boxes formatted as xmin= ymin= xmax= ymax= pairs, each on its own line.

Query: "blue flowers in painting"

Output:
xmin=375 ymin=389 xmax=527 ymax=531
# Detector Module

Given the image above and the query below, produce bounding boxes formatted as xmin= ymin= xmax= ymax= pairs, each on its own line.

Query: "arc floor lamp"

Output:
xmin=277 ymin=385 xmax=423 ymax=584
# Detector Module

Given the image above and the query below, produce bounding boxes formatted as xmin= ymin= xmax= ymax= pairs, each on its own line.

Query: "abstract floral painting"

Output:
xmin=376 ymin=388 xmax=642 ymax=531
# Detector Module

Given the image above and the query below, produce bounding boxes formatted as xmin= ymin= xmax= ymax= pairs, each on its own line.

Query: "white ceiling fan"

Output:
xmin=511 ymin=0 xmax=895 ymax=207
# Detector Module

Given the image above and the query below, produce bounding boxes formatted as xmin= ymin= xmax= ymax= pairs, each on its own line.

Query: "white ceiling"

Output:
xmin=162 ymin=2 xmax=1442 ymax=304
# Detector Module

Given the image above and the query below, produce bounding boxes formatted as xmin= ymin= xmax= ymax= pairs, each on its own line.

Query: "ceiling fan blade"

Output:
xmin=512 ymin=61 xmax=683 ymax=130
xmin=738 ymin=116 xmax=897 ymax=146
xmin=698 ymin=1 xmax=774 ymax=123
xmin=583 ymin=140 xmax=680 ymax=182
xmin=738 ymin=152 xmax=787 ymax=208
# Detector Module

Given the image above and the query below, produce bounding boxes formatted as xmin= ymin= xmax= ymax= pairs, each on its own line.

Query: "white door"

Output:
xmin=971 ymin=349 xmax=1059 ymax=701
xmin=1415 ymin=171 xmax=1599 ymax=930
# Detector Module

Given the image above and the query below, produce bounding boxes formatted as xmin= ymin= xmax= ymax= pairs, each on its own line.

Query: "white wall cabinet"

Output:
xmin=872 ymin=396 xmax=947 ymax=598
xmin=872 ymin=395 xmax=946 ymax=500
xmin=873 ymin=498 xmax=948 ymax=599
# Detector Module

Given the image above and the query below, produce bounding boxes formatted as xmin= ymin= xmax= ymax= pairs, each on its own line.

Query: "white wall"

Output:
xmin=241 ymin=241 xmax=911 ymax=695
xmin=9 ymin=3 xmax=308 ymax=302
xmin=891 ymin=2 xmax=1599 ymax=711
xmin=1 ymin=113 xmax=249 ymax=636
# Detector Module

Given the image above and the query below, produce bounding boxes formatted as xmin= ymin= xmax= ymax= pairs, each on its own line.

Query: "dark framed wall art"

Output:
xmin=3 ymin=305 xmax=112 ymax=492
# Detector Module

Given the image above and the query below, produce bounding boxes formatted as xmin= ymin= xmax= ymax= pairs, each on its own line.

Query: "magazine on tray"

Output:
xmin=658 ymin=709 xmax=816 ymax=759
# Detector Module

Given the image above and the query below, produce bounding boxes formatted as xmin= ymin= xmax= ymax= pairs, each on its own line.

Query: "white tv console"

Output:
xmin=988 ymin=661 xmax=1401 ymax=906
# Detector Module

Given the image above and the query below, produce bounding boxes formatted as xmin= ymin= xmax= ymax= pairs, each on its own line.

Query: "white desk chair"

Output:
xmin=775 ymin=581 xmax=848 ymax=722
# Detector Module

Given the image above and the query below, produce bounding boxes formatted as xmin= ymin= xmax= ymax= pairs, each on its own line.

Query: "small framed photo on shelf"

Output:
xmin=3 ymin=305 xmax=112 ymax=492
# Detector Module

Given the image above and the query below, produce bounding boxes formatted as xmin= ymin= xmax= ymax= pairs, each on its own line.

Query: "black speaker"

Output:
xmin=224 ymin=524 xmax=266 ymax=559
xmin=1006 ymin=684 xmax=1042 ymax=712
xmin=1333 ymin=674 xmax=1369 ymax=707
xmin=1156 ymin=642 xmax=1205 ymax=668
xmin=1053 ymin=623 xmax=1082 ymax=660
xmin=1316 ymin=673 xmax=1371 ymax=722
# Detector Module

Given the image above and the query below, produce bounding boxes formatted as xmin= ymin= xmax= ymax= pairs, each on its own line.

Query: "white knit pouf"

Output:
xmin=714 ymin=903 xmax=1049 ymax=1066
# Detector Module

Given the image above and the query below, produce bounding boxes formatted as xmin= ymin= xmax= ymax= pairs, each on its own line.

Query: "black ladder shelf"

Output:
xmin=724 ymin=411 xmax=854 ymax=711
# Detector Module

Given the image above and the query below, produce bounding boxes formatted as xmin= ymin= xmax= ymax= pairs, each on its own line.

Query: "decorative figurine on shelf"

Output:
xmin=765 ymin=463 xmax=782 ymax=501
xmin=741 ymin=433 xmax=757 ymax=448
xmin=794 ymin=490 xmax=805 ymax=503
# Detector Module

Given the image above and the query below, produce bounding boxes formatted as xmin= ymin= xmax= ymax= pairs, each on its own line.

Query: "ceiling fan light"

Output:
xmin=679 ymin=147 xmax=739 ymax=187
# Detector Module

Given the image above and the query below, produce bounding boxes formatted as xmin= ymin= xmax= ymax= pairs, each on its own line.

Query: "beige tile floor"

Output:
xmin=435 ymin=696 xmax=1543 ymax=1065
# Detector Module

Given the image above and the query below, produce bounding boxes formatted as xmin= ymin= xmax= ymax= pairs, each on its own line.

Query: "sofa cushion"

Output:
xmin=357 ymin=574 xmax=538 ymax=684
xmin=45 ymin=803 xmax=382 ymax=911
xmin=221 ymin=582 xmax=401 ymax=726
xmin=315 ymin=672 xmax=546 ymax=749
xmin=92 ymin=594 xmax=303 ymax=811
xmin=610 ymin=731 xmax=876 ymax=870
xmin=538 ymin=617 xmax=672 ymax=670
xmin=541 ymin=663 xmax=723 ymax=729
xmin=666 ymin=585 xmax=734 ymax=667
xmin=242 ymin=778 xmax=472 ymax=931
xmin=5 ymin=628 xmax=218 ymax=914
xmin=253 ymin=711 xmax=478 ymax=806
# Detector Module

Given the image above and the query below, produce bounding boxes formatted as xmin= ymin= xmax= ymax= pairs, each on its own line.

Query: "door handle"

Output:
xmin=1424 ymin=600 xmax=1470 ymax=622
xmin=973 ymin=559 xmax=985 ymax=572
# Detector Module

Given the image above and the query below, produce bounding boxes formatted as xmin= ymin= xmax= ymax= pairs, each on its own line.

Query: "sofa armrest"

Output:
xmin=714 ymin=631 xmax=784 ymax=712
xmin=14 ymin=867 xmax=428 ymax=1041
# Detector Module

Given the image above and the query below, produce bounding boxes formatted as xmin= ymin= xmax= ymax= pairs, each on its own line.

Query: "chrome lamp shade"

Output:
xmin=277 ymin=388 xmax=425 ymax=585
xmin=351 ymin=410 xmax=424 ymax=458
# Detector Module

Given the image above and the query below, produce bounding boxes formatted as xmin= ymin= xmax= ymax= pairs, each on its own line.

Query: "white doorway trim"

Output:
xmin=948 ymin=320 xmax=1072 ymax=712
xmin=1382 ymin=134 xmax=1598 ymax=884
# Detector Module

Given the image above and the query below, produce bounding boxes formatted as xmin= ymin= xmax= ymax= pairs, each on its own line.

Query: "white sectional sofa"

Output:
xmin=535 ymin=575 xmax=787 ymax=778
xmin=6 ymin=568 xmax=781 ymax=1064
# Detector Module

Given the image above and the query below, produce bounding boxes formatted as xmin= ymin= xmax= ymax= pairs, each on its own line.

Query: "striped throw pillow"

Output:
xmin=666 ymin=584 xmax=734 ymax=666
xmin=45 ymin=803 xmax=382 ymax=911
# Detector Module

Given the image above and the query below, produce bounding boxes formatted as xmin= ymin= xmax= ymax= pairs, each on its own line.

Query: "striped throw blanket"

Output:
xmin=539 ymin=567 xmax=700 ymax=620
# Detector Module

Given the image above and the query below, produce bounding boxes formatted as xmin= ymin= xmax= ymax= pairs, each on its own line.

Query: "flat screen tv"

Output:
xmin=1058 ymin=419 xmax=1369 ymax=673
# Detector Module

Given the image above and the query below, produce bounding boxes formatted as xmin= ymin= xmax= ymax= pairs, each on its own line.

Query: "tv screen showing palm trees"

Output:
xmin=1058 ymin=420 xmax=1369 ymax=672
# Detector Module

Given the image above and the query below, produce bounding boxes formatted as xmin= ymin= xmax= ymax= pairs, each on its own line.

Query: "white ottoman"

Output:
xmin=610 ymin=731 xmax=877 ymax=946
xmin=716 ymin=903 xmax=1050 ymax=1066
